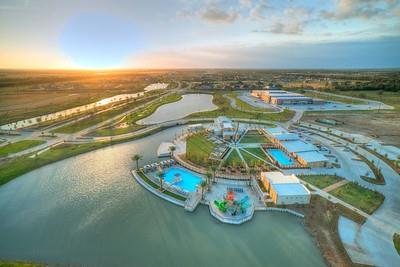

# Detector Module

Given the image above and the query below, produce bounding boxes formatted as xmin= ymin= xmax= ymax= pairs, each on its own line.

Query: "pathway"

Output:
xmin=323 ymin=179 xmax=349 ymax=192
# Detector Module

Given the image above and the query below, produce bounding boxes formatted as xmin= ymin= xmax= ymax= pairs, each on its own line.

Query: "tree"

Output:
xmin=158 ymin=171 xmax=165 ymax=191
xmin=200 ymin=180 xmax=207 ymax=200
xmin=249 ymin=167 xmax=257 ymax=186
xmin=205 ymin=171 xmax=212 ymax=185
xmin=210 ymin=165 xmax=218 ymax=183
xmin=132 ymin=154 xmax=143 ymax=170
xmin=168 ymin=146 xmax=176 ymax=159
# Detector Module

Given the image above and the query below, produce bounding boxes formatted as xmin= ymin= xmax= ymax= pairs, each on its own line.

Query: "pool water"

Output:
xmin=267 ymin=149 xmax=294 ymax=166
xmin=163 ymin=167 xmax=202 ymax=192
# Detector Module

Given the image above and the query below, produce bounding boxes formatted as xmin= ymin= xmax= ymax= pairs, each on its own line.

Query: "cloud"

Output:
xmin=239 ymin=0 xmax=252 ymax=8
xmin=321 ymin=0 xmax=400 ymax=20
xmin=249 ymin=1 xmax=270 ymax=20
xmin=199 ymin=7 xmax=239 ymax=23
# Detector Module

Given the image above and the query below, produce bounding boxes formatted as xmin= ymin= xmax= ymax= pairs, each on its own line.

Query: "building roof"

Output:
xmin=296 ymin=151 xmax=328 ymax=163
xmin=273 ymin=133 xmax=300 ymax=141
xmin=261 ymin=171 xmax=299 ymax=184
xmin=264 ymin=126 xmax=288 ymax=136
xmin=272 ymin=183 xmax=310 ymax=196
xmin=281 ymin=140 xmax=317 ymax=153
xmin=222 ymin=122 xmax=234 ymax=129
xmin=215 ymin=116 xmax=232 ymax=124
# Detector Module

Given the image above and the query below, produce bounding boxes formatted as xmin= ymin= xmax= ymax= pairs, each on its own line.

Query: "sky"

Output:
xmin=0 ymin=0 xmax=399 ymax=69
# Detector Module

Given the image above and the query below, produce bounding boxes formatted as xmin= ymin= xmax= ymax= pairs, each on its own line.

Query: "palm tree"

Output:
xmin=210 ymin=165 xmax=218 ymax=183
xmin=132 ymin=154 xmax=143 ymax=170
xmin=157 ymin=171 xmax=165 ymax=191
xmin=200 ymin=180 xmax=207 ymax=200
xmin=205 ymin=171 xmax=212 ymax=185
xmin=168 ymin=146 xmax=176 ymax=159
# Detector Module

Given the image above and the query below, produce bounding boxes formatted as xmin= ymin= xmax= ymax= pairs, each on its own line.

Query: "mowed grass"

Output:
xmin=330 ymin=182 xmax=384 ymax=214
xmin=299 ymin=175 xmax=343 ymax=189
xmin=225 ymin=149 xmax=243 ymax=166
xmin=240 ymin=148 xmax=265 ymax=167
xmin=185 ymin=133 xmax=216 ymax=167
xmin=187 ymin=94 xmax=294 ymax=122
xmin=394 ymin=233 xmax=400 ymax=255
xmin=228 ymin=93 xmax=274 ymax=112
xmin=0 ymin=140 xmax=45 ymax=157
xmin=239 ymin=131 xmax=271 ymax=143
xmin=242 ymin=147 xmax=267 ymax=159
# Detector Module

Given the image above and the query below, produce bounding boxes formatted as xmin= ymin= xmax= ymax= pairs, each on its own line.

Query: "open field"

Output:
xmin=185 ymin=133 xmax=216 ymax=167
xmin=330 ymin=182 xmax=385 ymax=214
xmin=302 ymin=90 xmax=400 ymax=146
xmin=0 ymin=70 xmax=178 ymax=125
xmin=187 ymin=93 xmax=295 ymax=122
xmin=228 ymin=93 xmax=274 ymax=112
xmin=299 ymin=175 xmax=343 ymax=189
xmin=0 ymin=140 xmax=45 ymax=157
xmin=302 ymin=91 xmax=365 ymax=104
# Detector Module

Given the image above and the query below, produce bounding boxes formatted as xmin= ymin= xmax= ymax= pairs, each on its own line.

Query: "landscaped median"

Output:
xmin=0 ymin=140 xmax=46 ymax=157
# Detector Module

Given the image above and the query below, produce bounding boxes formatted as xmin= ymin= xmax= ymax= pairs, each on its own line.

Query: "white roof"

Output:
xmin=274 ymin=133 xmax=300 ymax=141
xmin=273 ymin=183 xmax=310 ymax=196
xmin=222 ymin=122 xmax=234 ymax=129
xmin=296 ymin=151 xmax=328 ymax=163
xmin=281 ymin=140 xmax=317 ymax=153
xmin=261 ymin=171 xmax=299 ymax=184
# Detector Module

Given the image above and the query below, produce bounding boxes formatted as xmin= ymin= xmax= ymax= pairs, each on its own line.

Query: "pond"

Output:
xmin=137 ymin=94 xmax=217 ymax=125
xmin=0 ymin=126 xmax=326 ymax=267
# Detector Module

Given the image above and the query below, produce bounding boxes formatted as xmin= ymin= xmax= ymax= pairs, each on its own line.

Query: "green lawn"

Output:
xmin=225 ymin=149 xmax=243 ymax=167
xmin=0 ymin=140 xmax=45 ymax=157
xmin=298 ymin=175 xmax=343 ymax=189
xmin=187 ymin=93 xmax=295 ymax=122
xmin=330 ymin=182 xmax=385 ymax=214
xmin=185 ymin=133 xmax=216 ymax=167
xmin=239 ymin=131 xmax=271 ymax=143
xmin=0 ymin=261 xmax=44 ymax=267
xmin=240 ymin=148 xmax=265 ymax=167
xmin=91 ymin=94 xmax=182 ymax=136
xmin=242 ymin=147 xmax=267 ymax=159
xmin=53 ymin=95 xmax=159 ymax=134
xmin=394 ymin=233 xmax=400 ymax=256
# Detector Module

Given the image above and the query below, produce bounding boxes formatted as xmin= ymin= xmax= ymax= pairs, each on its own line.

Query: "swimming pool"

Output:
xmin=267 ymin=149 xmax=294 ymax=166
xmin=163 ymin=167 xmax=202 ymax=192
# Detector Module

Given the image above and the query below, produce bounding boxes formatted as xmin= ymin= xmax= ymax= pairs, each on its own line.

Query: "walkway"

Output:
xmin=323 ymin=179 xmax=349 ymax=192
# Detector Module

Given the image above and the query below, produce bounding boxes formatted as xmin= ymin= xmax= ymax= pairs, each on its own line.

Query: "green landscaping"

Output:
xmin=239 ymin=130 xmax=271 ymax=143
xmin=0 ymin=140 xmax=45 ymax=157
xmin=225 ymin=149 xmax=243 ymax=166
xmin=0 ymin=261 xmax=45 ymax=267
xmin=394 ymin=233 xmax=400 ymax=256
xmin=187 ymin=93 xmax=294 ymax=122
xmin=91 ymin=94 xmax=182 ymax=136
xmin=299 ymin=175 xmax=343 ymax=189
xmin=240 ymin=148 xmax=266 ymax=167
xmin=330 ymin=182 xmax=384 ymax=214
xmin=185 ymin=132 xmax=216 ymax=167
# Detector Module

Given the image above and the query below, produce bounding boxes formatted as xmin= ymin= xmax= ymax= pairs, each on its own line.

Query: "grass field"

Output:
xmin=299 ymin=175 xmax=343 ymax=189
xmin=185 ymin=133 xmax=216 ymax=167
xmin=240 ymin=148 xmax=266 ymax=167
xmin=225 ymin=149 xmax=243 ymax=166
xmin=187 ymin=93 xmax=294 ymax=122
xmin=53 ymin=95 xmax=159 ymax=134
xmin=239 ymin=130 xmax=271 ymax=143
xmin=0 ymin=140 xmax=45 ymax=157
xmin=330 ymin=182 xmax=384 ymax=214
xmin=91 ymin=94 xmax=182 ymax=136
xmin=394 ymin=233 xmax=400 ymax=255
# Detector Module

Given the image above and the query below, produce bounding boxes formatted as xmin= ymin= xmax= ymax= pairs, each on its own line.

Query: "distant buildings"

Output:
xmin=251 ymin=84 xmax=313 ymax=105
xmin=260 ymin=171 xmax=311 ymax=205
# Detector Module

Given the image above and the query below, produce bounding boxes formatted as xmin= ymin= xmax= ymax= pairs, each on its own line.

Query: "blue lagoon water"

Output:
xmin=163 ymin=167 xmax=202 ymax=192
xmin=267 ymin=149 xmax=294 ymax=166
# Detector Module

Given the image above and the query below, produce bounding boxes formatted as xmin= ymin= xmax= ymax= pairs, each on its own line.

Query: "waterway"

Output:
xmin=0 ymin=126 xmax=326 ymax=267
xmin=137 ymin=94 xmax=217 ymax=125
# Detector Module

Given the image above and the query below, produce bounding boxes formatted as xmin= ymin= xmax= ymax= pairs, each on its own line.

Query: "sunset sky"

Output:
xmin=1 ymin=0 xmax=399 ymax=69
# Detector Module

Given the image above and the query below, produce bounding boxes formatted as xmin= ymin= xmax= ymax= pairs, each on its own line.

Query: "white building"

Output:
xmin=260 ymin=172 xmax=310 ymax=205
xmin=212 ymin=116 xmax=237 ymax=140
